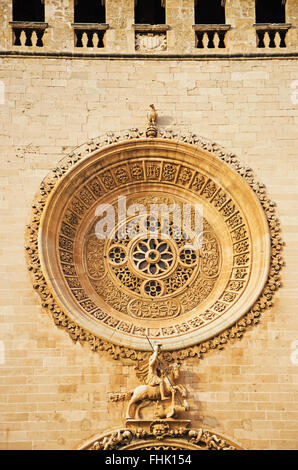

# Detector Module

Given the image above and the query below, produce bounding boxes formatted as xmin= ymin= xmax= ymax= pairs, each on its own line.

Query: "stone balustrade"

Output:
xmin=193 ymin=24 xmax=231 ymax=49
xmin=254 ymin=23 xmax=292 ymax=48
xmin=9 ymin=21 xmax=48 ymax=47
xmin=72 ymin=23 xmax=109 ymax=48
xmin=0 ymin=1 xmax=296 ymax=54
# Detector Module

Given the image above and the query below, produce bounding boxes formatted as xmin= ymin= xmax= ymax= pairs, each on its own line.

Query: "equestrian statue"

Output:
xmin=110 ymin=343 xmax=189 ymax=420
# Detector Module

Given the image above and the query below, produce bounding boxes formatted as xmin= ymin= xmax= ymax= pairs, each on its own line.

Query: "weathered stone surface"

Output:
xmin=0 ymin=0 xmax=297 ymax=452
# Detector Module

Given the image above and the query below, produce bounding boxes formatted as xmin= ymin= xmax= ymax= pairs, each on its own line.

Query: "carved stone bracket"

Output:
xmin=25 ymin=128 xmax=284 ymax=363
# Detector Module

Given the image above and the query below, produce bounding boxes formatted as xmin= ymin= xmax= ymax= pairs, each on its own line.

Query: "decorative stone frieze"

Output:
xmin=77 ymin=423 xmax=244 ymax=450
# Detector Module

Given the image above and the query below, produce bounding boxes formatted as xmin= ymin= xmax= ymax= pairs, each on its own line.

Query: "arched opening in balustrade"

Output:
xmin=74 ymin=0 xmax=106 ymax=23
xmin=135 ymin=0 xmax=166 ymax=25
xmin=195 ymin=0 xmax=226 ymax=25
xmin=13 ymin=0 xmax=45 ymax=22
xmin=255 ymin=0 xmax=286 ymax=24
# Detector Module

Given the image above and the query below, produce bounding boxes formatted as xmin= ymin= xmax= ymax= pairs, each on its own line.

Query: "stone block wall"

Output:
xmin=0 ymin=0 xmax=297 ymax=451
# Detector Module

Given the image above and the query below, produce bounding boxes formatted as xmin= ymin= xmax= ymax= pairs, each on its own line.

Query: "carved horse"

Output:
xmin=126 ymin=363 xmax=189 ymax=420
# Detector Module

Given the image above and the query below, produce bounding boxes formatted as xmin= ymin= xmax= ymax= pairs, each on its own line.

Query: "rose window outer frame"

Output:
xmin=25 ymin=129 xmax=283 ymax=363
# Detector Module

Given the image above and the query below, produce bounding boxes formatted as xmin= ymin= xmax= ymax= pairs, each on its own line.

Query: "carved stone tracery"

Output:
xmin=55 ymin=163 xmax=251 ymax=348
xmin=25 ymin=128 xmax=283 ymax=362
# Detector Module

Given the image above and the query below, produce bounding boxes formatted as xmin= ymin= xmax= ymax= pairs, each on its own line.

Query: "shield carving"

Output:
xmin=137 ymin=33 xmax=166 ymax=51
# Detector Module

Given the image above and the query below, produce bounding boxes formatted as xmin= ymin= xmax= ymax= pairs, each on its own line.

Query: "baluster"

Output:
xmin=213 ymin=32 xmax=220 ymax=49
xmin=82 ymin=32 xmax=88 ymax=48
xmin=263 ymin=31 xmax=270 ymax=48
xmin=92 ymin=32 xmax=99 ymax=48
xmin=202 ymin=32 xmax=209 ymax=49
xmin=31 ymin=30 xmax=38 ymax=47
xmin=20 ymin=29 xmax=27 ymax=46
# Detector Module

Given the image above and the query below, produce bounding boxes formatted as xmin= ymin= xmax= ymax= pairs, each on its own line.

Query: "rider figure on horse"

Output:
xmin=146 ymin=343 xmax=168 ymax=400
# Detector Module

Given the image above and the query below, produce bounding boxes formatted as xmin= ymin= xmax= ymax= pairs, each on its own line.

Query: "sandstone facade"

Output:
xmin=0 ymin=0 xmax=297 ymax=450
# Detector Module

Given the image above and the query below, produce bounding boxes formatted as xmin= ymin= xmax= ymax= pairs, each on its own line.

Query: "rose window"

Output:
xmin=179 ymin=248 xmax=197 ymax=267
xmin=108 ymin=245 xmax=126 ymax=265
xmin=143 ymin=279 xmax=163 ymax=297
xmin=104 ymin=218 xmax=205 ymax=301
xmin=132 ymin=238 xmax=174 ymax=276
xmin=33 ymin=136 xmax=272 ymax=353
